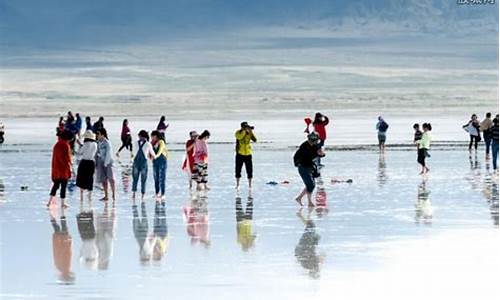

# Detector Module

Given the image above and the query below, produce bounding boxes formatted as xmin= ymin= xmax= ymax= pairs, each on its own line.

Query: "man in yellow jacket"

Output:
xmin=235 ymin=122 xmax=257 ymax=190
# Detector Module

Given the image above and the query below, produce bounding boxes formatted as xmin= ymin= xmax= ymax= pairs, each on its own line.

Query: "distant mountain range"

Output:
xmin=0 ymin=0 xmax=498 ymax=46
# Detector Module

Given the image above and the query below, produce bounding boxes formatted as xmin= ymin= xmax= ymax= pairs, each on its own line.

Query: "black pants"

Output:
xmin=469 ymin=135 xmax=480 ymax=150
xmin=235 ymin=154 xmax=253 ymax=179
xmin=118 ymin=136 xmax=133 ymax=152
xmin=417 ymin=148 xmax=427 ymax=167
xmin=50 ymin=179 xmax=68 ymax=199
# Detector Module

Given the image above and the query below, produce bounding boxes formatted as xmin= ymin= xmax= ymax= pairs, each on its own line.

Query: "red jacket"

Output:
xmin=51 ymin=139 xmax=72 ymax=180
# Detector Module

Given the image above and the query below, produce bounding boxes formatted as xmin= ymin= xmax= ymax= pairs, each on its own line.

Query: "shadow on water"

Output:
xmin=415 ymin=179 xmax=433 ymax=225
xmin=182 ymin=191 xmax=210 ymax=247
xmin=235 ymin=195 xmax=256 ymax=252
xmin=295 ymin=208 xmax=324 ymax=279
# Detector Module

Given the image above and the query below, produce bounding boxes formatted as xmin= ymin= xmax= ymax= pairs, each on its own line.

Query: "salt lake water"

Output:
xmin=1 ymin=134 xmax=499 ymax=299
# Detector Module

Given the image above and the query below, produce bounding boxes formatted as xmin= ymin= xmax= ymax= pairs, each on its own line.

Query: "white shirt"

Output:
xmin=79 ymin=141 xmax=98 ymax=161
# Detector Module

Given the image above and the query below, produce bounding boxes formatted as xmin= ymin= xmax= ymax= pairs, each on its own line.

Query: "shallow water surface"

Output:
xmin=0 ymin=145 xmax=499 ymax=299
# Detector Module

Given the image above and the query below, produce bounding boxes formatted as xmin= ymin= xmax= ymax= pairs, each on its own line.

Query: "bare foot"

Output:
xmin=295 ymin=197 xmax=303 ymax=206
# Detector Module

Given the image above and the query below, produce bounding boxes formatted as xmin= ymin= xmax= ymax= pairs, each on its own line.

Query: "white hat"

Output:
xmin=83 ymin=130 xmax=96 ymax=140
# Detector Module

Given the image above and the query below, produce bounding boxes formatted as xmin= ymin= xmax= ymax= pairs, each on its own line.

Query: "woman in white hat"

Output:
xmin=76 ymin=130 xmax=98 ymax=202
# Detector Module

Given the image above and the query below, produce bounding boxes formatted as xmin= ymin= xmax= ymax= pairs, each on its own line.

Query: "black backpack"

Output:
xmin=379 ymin=121 xmax=389 ymax=132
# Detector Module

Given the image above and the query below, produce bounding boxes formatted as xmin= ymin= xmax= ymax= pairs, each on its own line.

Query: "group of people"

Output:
xmin=463 ymin=113 xmax=500 ymax=170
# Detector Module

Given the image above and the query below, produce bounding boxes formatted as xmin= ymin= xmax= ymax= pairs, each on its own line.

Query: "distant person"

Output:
xmin=76 ymin=130 xmax=97 ymax=202
xmin=193 ymin=130 xmax=211 ymax=191
xmin=57 ymin=116 xmax=65 ymax=136
xmin=294 ymin=132 xmax=324 ymax=207
xmin=306 ymin=113 xmax=329 ymax=167
xmin=47 ymin=130 xmax=73 ymax=208
xmin=491 ymin=115 xmax=499 ymax=172
xmin=116 ymin=119 xmax=133 ymax=158
xmin=376 ymin=116 xmax=389 ymax=152
xmin=0 ymin=121 xmax=5 ymax=144
xmin=416 ymin=123 xmax=432 ymax=175
xmin=413 ymin=123 xmax=422 ymax=143
xmin=50 ymin=210 xmax=75 ymax=283
xmin=182 ymin=131 xmax=198 ymax=189
xmin=92 ymin=116 xmax=105 ymax=134
xmin=463 ymin=114 xmax=481 ymax=153
xmin=95 ymin=128 xmax=116 ymax=201
xmin=131 ymin=130 xmax=155 ymax=201
xmin=480 ymin=112 xmax=493 ymax=158
xmin=156 ymin=116 xmax=169 ymax=137
xmin=151 ymin=130 xmax=169 ymax=200
xmin=85 ymin=116 xmax=93 ymax=131
xmin=235 ymin=122 xmax=257 ymax=190
xmin=75 ymin=113 xmax=82 ymax=137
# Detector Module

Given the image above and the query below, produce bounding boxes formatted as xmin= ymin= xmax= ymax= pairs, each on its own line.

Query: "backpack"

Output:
xmin=379 ymin=121 xmax=388 ymax=132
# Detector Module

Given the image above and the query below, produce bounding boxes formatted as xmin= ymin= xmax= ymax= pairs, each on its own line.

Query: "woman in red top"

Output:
xmin=182 ymin=131 xmax=198 ymax=189
xmin=47 ymin=130 xmax=74 ymax=208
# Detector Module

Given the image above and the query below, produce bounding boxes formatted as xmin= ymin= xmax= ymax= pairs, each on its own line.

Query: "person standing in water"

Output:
xmin=194 ymin=130 xmax=211 ymax=191
xmin=491 ymin=115 xmax=499 ymax=172
xmin=131 ymin=130 xmax=155 ymax=201
xmin=0 ymin=121 xmax=5 ymax=144
xmin=116 ymin=119 xmax=133 ymax=158
xmin=294 ymin=132 xmax=324 ymax=207
xmin=151 ymin=130 xmax=169 ymax=200
xmin=76 ymin=130 xmax=98 ymax=202
xmin=480 ymin=112 xmax=493 ymax=159
xmin=463 ymin=114 xmax=481 ymax=153
xmin=416 ymin=123 xmax=432 ymax=175
xmin=57 ymin=116 xmax=65 ymax=136
xmin=85 ymin=116 xmax=92 ymax=131
xmin=413 ymin=123 xmax=422 ymax=143
xmin=156 ymin=116 xmax=169 ymax=138
xmin=235 ymin=122 xmax=257 ymax=190
xmin=376 ymin=116 xmax=389 ymax=152
xmin=95 ymin=128 xmax=116 ymax=201
xmin=92 ymin=116 xmax=105 ymax=134
xmin=182 ymin=131 xmax=198 ymax=189
xmin=47 ymin=130 xmax=74 ymax=208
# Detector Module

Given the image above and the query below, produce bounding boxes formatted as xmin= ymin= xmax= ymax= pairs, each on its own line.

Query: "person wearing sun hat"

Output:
xmin=76 ymin=130 xmax=98 ymax=202
xmin=293 ymin=132 xmax=324 ymax=207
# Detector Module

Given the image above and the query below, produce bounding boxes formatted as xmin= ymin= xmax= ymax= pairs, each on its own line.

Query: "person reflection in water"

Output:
xmin=50 ymin=208 xmax=75 ymax=283
xmin=482 ymin=174 xmax=499 ymax=226
xmin=315 ymin=178 xmax=329 ymax=218
xmin=153 ymin=201 xmax=169 ymax=262
xmin=133 ymin=201 xmax=155 ymax=264
xmin=76 ymin=201 xmax=98 ymax=270
xmin=295 ymin=208 xmax=323 ymax=279
xmin=183 ymin=192 xmax=210 ymax=247
xmin=96 ymin=202 xmax=115 ymax=270
xmin=235 ymin=195 xmax=256 ymax=251
xmin=415 ymin=179 xmax=433 ymax=225
xmin=377 ymin=153 xmax=388 ymax=187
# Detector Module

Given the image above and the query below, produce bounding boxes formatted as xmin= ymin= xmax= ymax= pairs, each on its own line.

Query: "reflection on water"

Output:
xmin=153 ymin=201 xmax=169 ymax=262
xmin=315 ymin=177 xmax=329 ymax=218
xmin=415 ymin=179 xmax=433 ymax=225
xmin=482 ymin=175 xmax=499 ymax=226
xmin=76 ymin=203 xmax=98 ymax=270
xmin=377 ymin=153 xmax=388 ymax=187
xmin=119 ymin=160 xmax=132 ymax=193
xmin=0 ymin=178 xmax=4 ymax=201
xmin=295 ymin=208 xmax=324 ymax=279
xmin=235 ymin=195 xmax=255 ymax=251
xmin=183 ymin=191 xmax=210 ymax=247
xmin=467 ymin=155 xmax=482 ymax=191
xmin=96 ymin=202 xmax=115 ymax=270
xmin=49 ymin=209 xmax=75 ymax=284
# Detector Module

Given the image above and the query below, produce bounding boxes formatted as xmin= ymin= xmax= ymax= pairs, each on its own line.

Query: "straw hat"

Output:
xmin=83 ymin=130 xmax=96 ymax=140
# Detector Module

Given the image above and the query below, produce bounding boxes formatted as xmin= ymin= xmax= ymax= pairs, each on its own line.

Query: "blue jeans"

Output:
xmin=298 ymin=165 xmax=315 ymax=193
xmin=132 ymin=162 xmax=148 ymax=194
xmin=492 ymin=140 xmax=499 ymax=170
xmin=153 ymin=156 xmax=167 ymax=195
xmin=484 ymin=135 xmax=492 ymax=155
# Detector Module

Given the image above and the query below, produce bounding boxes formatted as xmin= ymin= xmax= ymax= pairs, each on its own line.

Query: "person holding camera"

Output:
xmin=235 ymin=122 xmax=257 ymax=190
xmin=293 ymin=132 xmax=324 ymax=207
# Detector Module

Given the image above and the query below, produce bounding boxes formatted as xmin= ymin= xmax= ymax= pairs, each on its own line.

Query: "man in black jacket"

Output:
xmin=294 ymin=132 xmax=324 ymax=207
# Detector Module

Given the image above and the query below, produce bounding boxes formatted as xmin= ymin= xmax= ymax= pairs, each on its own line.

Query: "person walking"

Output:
xmin=376 ymin=116 xmax=389 ymax=152
xmin=235 ymin=122 xmax=257 ymax=190
xmin=76 ymin=130 xmax=98 ymax=202
xmin=480 ymin=112 xmax=493 ymax=159
xmin=491 ymin=115 xmax=499 ymax=172
xmin=416 ymin=123 xmax=432 ymax=175
xmin=131 ymin=130 xmax=155 ymax=201
xmin=95 ymin=128 xmax=116 ymax=201
xmin=463 ymin=114 xmax=481 ymax=153
xmin=156 ymin=116 xmax=169 ymax=138
xmin=116 ymin=119 xmax=133 ymax=158
xmin=182 ymin=131 xmax=199 ymax=189
xmin=151 ymin=130 xmax=169 ymax=200
xmin=193 ymin=130 xmax=211 ymax=191
xmin=294 ymin=132 xmax=324 ymax=207
xmin=47 ymin=130 xmax=74 ymax=208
